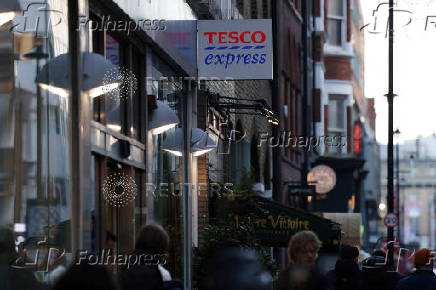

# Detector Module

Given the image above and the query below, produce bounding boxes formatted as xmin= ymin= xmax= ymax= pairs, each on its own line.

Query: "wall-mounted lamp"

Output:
xmin=149 ymin=100 xmax=180 ymax=135
xmin=162 ymin=128 xmax=217 ymax=157
xmin=0 ymin=0 xmax=20 ymax=27
xmin=36 ymin=52 xmax=121 ymax=98
xmin=208 ymin=92 xmax=279 ymax=126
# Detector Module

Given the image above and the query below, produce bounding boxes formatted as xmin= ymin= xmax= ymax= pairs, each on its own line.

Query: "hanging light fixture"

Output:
xmin=149 ymin=100 xmax=180 ymax=135
xmin=161 ymin=128 xmax=216 ymax=157
xmin=191 ymin=128 xmax=217 ymax=156
xmin=0 ymin=0 xmax=20 ymax=27
xmin=208 ymin=93 xmax=279 ymax=126
xmin=36 ymin=52 xmax=121 ymax=98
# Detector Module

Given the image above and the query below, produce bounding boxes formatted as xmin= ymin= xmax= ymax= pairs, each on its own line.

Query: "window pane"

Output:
xmin=1 ymin=0 xmax=72 ymax=285
xmin=131 ymin=50 xmax=142 ymax=141
xmin=327 ymin=19 xmax=342 ymax=46
xmin=105 ymin=34 xmax=121 ymax=133
xmin=328 ymin=0 xmax=343 ymax=16
xmin=328 ymin=96 xmax=344 ymax=130
xmin=151 ymin=53 xmax=183 ymax=278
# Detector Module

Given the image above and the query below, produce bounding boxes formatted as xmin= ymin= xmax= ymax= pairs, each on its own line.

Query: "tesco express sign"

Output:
xmin=197 ymin=19 xmax=272 ymax=80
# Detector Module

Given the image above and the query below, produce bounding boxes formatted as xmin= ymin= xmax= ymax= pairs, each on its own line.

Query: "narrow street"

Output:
xmin=0 ymin=0 xmax=435 ymax=289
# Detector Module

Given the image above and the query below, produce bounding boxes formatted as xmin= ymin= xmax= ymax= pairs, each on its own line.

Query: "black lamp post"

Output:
xmin=393 ymin=129 xmax=401 ymax=245
xmin=385 ymin=0 xmax=396 ymax=269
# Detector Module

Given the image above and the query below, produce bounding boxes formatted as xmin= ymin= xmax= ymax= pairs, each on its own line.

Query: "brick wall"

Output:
xmin=325 ymin=56 xmax=352 ymax=80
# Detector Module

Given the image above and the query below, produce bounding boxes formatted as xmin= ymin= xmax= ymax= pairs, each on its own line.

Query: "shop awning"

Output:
xmin=227 ymin=196 xmax=341 ymax=249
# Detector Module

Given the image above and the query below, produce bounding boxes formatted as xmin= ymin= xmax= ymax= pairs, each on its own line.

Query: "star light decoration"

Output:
xmin=102 ymin=66 xmax=138 ymax=101
xmin=102 ymin=172 xmax=137 ymax=207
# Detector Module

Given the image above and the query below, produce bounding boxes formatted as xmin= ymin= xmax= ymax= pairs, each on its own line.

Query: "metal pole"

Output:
xmin=386 ymin=0 xmax=395 ymax=269
xmin=396 ymin=140 xmax=400 ymax=244
xmin=68 ymin=0 xmax=82 ymax=254
xmin=271 ymin=0 xmax=280 ymax=202
xmin=37 ymin=57 xmax=42 ymax=200
xmin=182 ymin=81 xmax=193 ymax=290
xmin=301 ymin=0 xmax=309 ymax=211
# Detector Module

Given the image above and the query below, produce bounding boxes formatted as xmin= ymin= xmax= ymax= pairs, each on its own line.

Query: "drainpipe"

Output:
xmin=271 ymin=0 xmax=281 ymax=202
xmin=302 ymin=0 xmax=309 ymax=210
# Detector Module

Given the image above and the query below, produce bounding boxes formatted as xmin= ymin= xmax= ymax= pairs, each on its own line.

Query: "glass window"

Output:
xmin=0 ymin=0 xmax=72 ymax=285
xmin=105 ymin=33 xmax=122 ymax=133
xmin=327 ymin=0 xmax=344 ymax=46
xmin=150 ymin=53 xmax=184 ymax=278
xmin=328 ymin=95 xmax=346 ymax=154
xmin=91 ymin=13 xmax=106 ymax=124
xmin=131 ymin=48 xmax=144 ymax=141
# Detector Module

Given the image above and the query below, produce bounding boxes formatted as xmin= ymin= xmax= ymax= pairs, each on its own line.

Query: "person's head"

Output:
xmin=135 ymin=224 xmax=169 ymax=254
xmin=52 ymin=259 xmax=118 ymax=290
xmin=413 ymin=248 xmax=435 ymax=271
xmin=287 ymin=230 xmax=322 ymax=265
xmin=340 ymin=245 xmax=360 ymax=262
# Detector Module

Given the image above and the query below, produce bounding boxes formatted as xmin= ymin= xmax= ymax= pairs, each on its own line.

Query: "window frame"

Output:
xmin=327 ymin=94 xmax=346 ymax=154
xmin=326 ymin=0 xmax=346 ymax=48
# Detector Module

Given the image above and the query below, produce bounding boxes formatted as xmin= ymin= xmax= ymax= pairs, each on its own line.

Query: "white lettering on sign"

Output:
xmin=197 ymin=20 xmax=273 ymax=80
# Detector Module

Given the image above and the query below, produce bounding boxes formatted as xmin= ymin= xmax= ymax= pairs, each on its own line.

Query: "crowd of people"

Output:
xmin=2 ymin=226 xmax=436 ymax=290
xmin=274 ymin=231 xmax=436 ymax=290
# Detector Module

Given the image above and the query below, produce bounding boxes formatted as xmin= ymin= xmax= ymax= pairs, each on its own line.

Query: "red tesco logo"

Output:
xmin=204 ymin=31 xmax=266 ymax=44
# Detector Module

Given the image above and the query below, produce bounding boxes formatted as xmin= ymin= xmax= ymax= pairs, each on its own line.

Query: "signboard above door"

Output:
xmin=197 ymin=19 xmax=273 ymax=80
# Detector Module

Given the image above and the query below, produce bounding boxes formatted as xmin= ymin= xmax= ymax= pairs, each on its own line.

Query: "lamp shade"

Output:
xmin=161 ymin=128 xmax=217 ymax=156
xmin=149 ymin=100 xmax=180 ymax=134
xmin=0 ymin=0 xmax=20 ymax=27
xmin=191 ymin=128 xmax=217 ymax=156
xmin=36 ymin=52 xmax=121 ymax=97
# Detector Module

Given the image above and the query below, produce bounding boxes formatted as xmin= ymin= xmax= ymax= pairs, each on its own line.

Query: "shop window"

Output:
xmin=131 ymin=49 xmax=145 ymax=142
xmin=104 ymin=33 xmax=123 ymax=133
xmin=0 ymin=1 xmax=72 ymax=284
xmin=150 ymin=53 xmax=184 ymax=278
xmin=134 ymin=170 xmax=147 ymax=233
xmin=91 ymin=13 xmax=106 ymax=124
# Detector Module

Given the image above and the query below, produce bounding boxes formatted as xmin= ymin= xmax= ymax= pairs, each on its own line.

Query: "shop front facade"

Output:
xmin=0 ymin=0 xmax=201 ymax=285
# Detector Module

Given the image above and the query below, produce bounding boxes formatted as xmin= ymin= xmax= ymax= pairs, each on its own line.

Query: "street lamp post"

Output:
xmin=385 ymin=0 xmax=396 ymax=269
xmin=394 ymin=129 xmax=401 ymax=245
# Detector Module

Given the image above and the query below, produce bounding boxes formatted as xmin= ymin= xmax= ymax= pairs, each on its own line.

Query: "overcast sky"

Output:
xmin=360 ymin=0 xmax=436 ymax=144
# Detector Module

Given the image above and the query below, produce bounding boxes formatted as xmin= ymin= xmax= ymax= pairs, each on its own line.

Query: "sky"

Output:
xmin=360 ymin=0 xmax=436 ymax=144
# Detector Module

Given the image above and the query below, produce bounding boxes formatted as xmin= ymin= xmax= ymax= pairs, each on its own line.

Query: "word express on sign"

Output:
xmin=197 ymin=19 xmax=273 ymax=80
